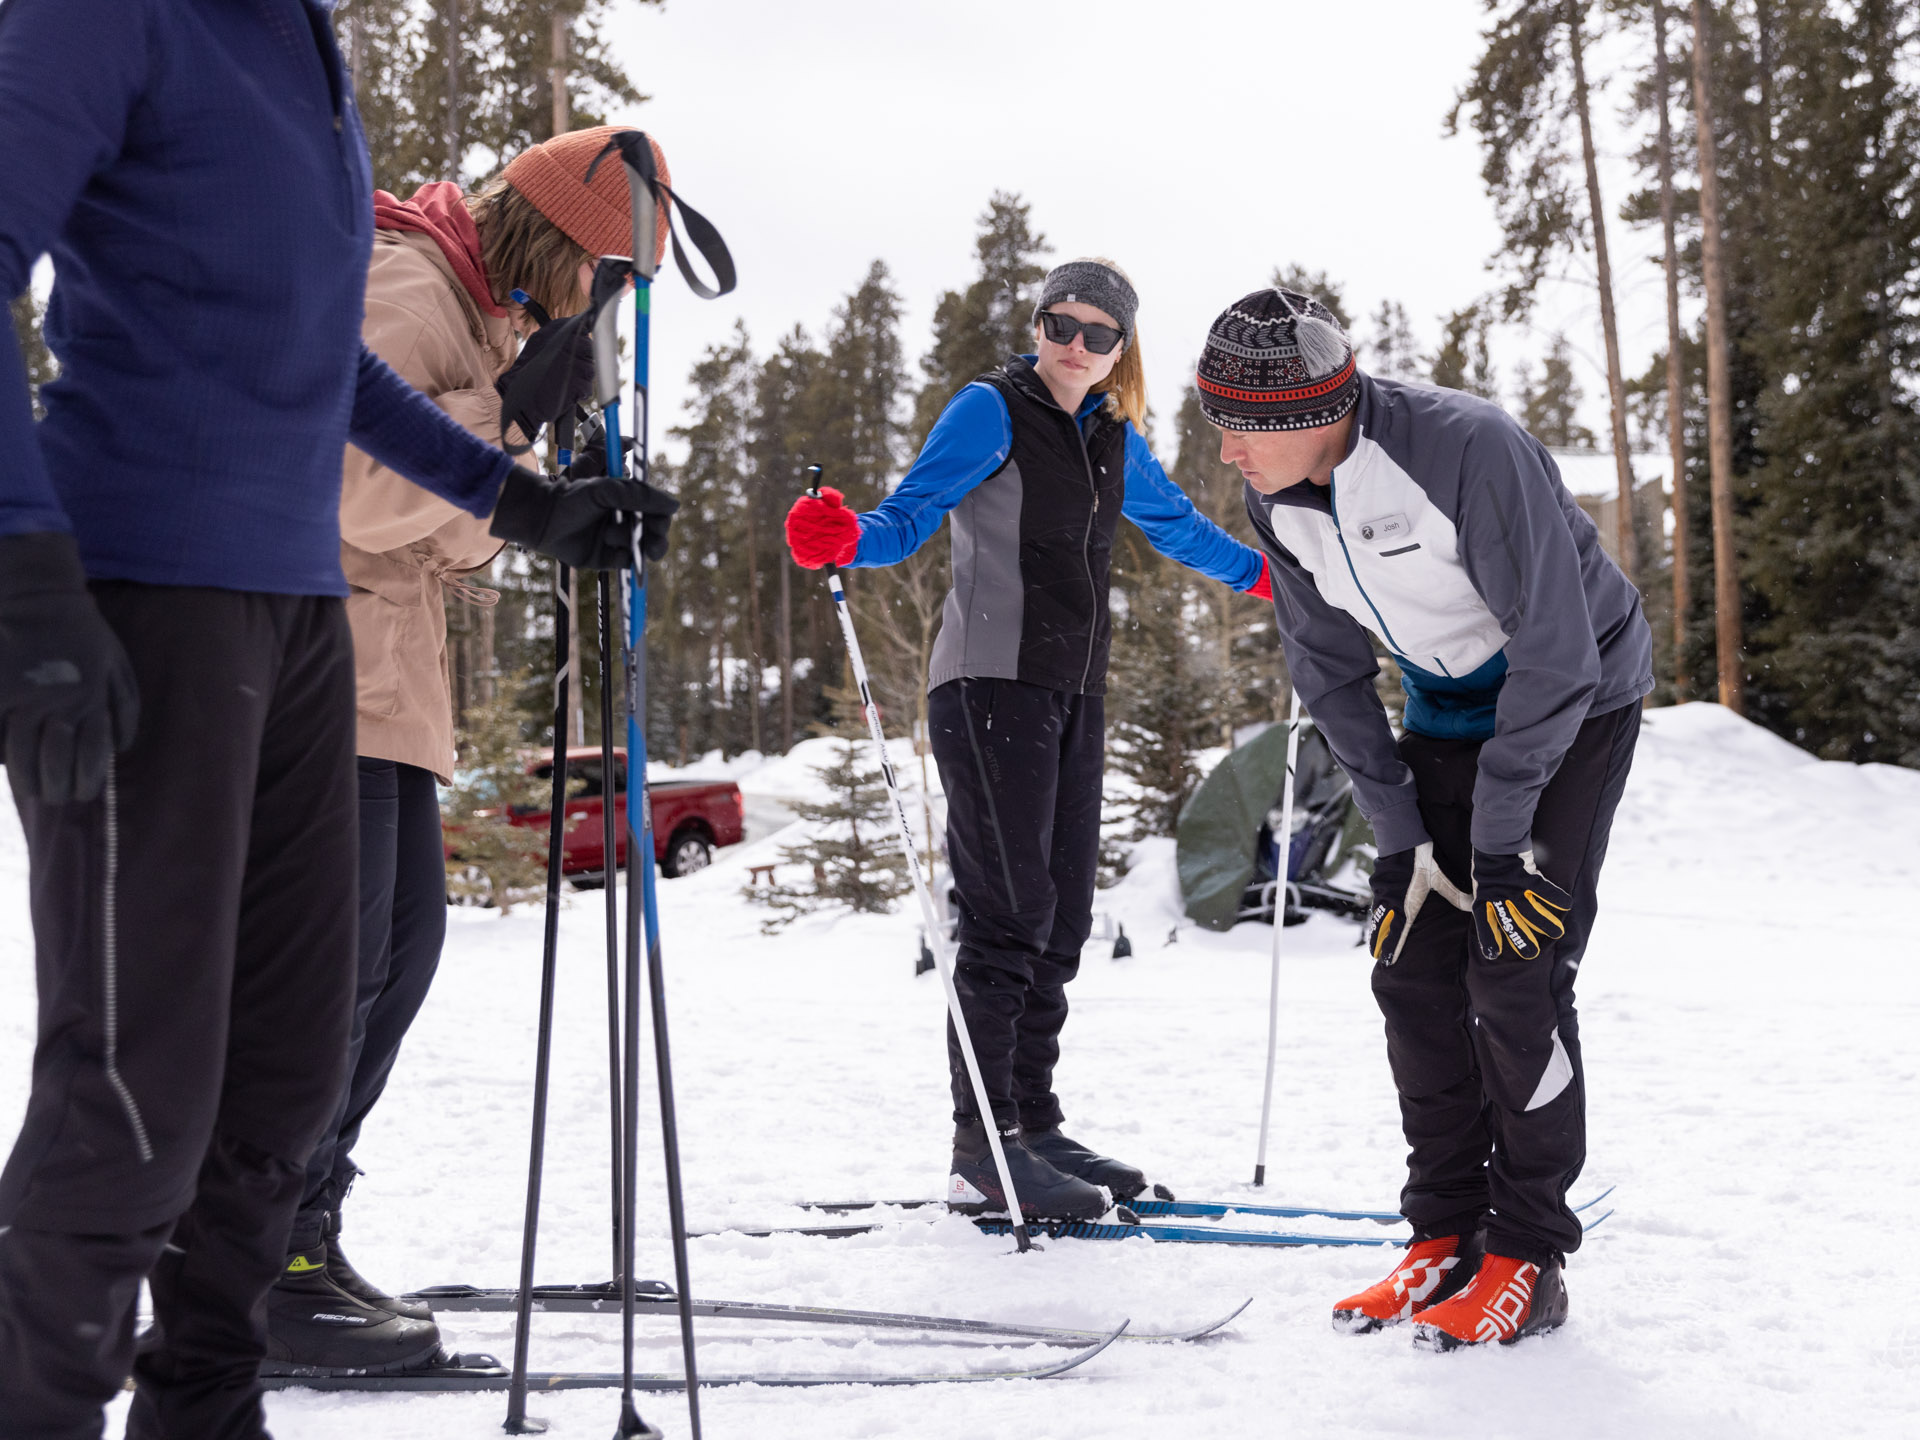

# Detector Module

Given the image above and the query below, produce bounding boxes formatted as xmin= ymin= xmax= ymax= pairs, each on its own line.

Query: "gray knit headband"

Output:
xmin=1035 ymin=260 xmax=1138 ymax=340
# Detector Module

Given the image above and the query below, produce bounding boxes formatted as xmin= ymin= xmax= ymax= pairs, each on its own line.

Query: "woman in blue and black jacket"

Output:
xmin=786 ymin=259 xmax=1273 ymax=1220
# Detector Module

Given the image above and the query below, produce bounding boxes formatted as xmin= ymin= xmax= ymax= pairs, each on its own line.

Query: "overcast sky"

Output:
xmin=598 ymin=0 xmax=1679 ymax=467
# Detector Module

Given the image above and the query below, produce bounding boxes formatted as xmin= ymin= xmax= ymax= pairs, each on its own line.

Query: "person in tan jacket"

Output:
xmin=268 ymin=126 xmax=674 ymax=1376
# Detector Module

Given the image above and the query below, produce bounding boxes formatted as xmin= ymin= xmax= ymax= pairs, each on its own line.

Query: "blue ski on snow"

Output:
xmin=792 ymin=1185 xmax=1614 ymax=1227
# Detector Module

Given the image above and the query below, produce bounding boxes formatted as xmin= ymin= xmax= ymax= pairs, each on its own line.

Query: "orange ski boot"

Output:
xmin=1410 ymin=1251 xmax=1567 ymax=1351
xmin=1331 ymin=1230 xmax=1483 ymax=1334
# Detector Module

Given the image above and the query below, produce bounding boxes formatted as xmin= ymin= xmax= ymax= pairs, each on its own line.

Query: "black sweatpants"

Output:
xmin=288 ymin=758 xmax=447 ymax=1252
xmin=0 ymin=585 xmax=357 ymax=1440
xmin=927 ymin=677 xmax=1104 ymax=1131
xmin=1373 ymin=701 xmax=1640 ymax=1267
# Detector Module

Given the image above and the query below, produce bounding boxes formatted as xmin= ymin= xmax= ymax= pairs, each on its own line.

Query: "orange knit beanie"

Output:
xmin=502 ymin=125 xmax=671 ymax=266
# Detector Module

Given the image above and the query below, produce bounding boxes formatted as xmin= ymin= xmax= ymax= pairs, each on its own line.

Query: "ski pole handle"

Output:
xmin=803 ymin=462 xmax=823 ymax=500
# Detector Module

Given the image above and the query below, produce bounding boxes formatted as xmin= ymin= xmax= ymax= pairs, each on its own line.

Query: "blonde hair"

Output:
xmin=464 ymin=173 xmax=592 ymax=321
xmin=1040 ymin=255 xmax=1149 ymax=430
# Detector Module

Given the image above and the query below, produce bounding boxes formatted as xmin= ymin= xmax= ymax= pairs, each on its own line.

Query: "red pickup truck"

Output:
xmin=513 ymin=748 xmax=744 ymax=880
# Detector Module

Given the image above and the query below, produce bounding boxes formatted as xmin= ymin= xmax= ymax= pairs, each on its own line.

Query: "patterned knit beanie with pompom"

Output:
xmin=1196 ymin=288 xmax=1359 ymax=431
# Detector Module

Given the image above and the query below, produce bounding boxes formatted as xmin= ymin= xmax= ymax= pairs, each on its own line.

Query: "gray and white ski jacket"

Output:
xmin=1244 ymin=373 xmax=1652 ymax=855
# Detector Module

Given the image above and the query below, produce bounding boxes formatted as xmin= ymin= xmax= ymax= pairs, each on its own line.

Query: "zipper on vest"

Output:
xmin=1071 ymin=415 xmax=1101 ymax=693
xmin=1328 ymin=479 xmax=1407 ymax=655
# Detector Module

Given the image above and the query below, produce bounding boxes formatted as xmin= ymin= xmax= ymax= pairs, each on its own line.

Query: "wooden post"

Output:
xmin=1690 ymin=0 xmax=1744 ymax=713
xmin=1653 ymin=0 xmax=1690 ymax=699
xmin=1568 ymin=0 xmax=1639 ymax=585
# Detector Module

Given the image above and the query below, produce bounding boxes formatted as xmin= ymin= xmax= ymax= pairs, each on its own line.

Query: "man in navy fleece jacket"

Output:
xmin=0 ymin=2 xmax=662 ymax=1433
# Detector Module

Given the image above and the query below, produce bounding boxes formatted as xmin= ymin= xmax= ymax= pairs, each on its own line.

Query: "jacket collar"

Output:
xmin=1003 ymin=354 xmax=1110 ymax=423
xmin=1257 ymin=369 xmax=1377 ymax=515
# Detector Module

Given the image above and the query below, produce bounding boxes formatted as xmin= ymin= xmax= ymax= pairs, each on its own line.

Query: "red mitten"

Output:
xmin=1244 ymin=557 xmax=1274 ymax=602
xmin=785 ymin=487 xmax=861 ymax=569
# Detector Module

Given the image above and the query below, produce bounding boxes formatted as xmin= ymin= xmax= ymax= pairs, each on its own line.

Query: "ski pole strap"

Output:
xmin=587 ymin=131 xmax=737 ymax=300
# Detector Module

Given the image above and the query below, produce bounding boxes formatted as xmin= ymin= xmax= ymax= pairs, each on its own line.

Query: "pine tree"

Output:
xmin=443 ymin=671 xmax=554 ymax=913
xmin=1165 ymin=382 xmax=1283 ymax=737
xmin=655 ymin=324 xmax=758 ymax=761
xmin=1363 ymin=299 xmax=1423 ymax=380
xmin=911 ymin=193 xmax=1049 ymax=445
xmin=751 ymin=327 xmax=825 ymax=749
xmin=1737 ymin=0 xmax=1920 ymax=763
xmin=750 ymin=738 xmax=911 ymax=930
xmin=1430 ymin=305 xmax=1500 ymax=397
xmin=1106 ymin=533 xmax=1214 ymax=841
xmin=1449 ymin=0 xmax=1642 ymax=580
xmin=1516 ymin=334 xmax=1596 ymax=446
xmin=334 ymin=0 xmax=652 ymax=192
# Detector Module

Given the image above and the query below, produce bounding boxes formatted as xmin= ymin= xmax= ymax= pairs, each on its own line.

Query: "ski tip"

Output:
xmin=1037 ymin=1319 xmax=1128 ymax=1378
xmin=1583 ymin=1207 xmax=1615 ymax=1233
xmin=1580 ymin=1183 xmax=1618 ymax=1211
xmin=1209 ymin=1297 xmax=1256 ymax=1334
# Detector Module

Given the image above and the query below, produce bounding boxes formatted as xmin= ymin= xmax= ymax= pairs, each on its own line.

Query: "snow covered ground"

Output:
xmin=2 ymin=703 xmax=1917 ymax=1439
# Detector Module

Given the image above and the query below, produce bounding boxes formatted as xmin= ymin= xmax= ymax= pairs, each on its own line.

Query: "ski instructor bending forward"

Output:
xmin=0 ymin=2 xmax=666 ymax=1435
xmin=1198 ymin=287 xmax=1651 ymax=1350
xmin=786 ymin=259 xmax=1275 ymax=1222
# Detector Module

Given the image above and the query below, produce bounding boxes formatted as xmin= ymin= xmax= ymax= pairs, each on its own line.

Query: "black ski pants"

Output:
xmin=0 ymin=585 xmax=357 ymax=1440
xmin=1374 ymin=700 xmax=1639 ymax=1267
xmin=927 ymin=677 xmax=1103 ymax=1132
xmin=288 ymin=758 xmax=447 ymax=1252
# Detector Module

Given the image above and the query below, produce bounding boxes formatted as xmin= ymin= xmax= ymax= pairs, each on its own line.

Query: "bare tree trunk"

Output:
xmin=1690 ymin=0 xmax=1744 ymax=713
xmin=443 ymin=0 xmax=462 ymax=182
xmin=1653 ymin=1 xmax=1690 ymax=700
xmin=476 ymin=589 xmax=496 ymax=708
xmin=549 ymin=8 xmax=570 ymax=140
xmin=1568 ymin=0 xmax=1639 ymax=584
xmin=745 ymin=505 xmax=765 ymax=754
xmin=348 ymin=1 xmax=365 ymax=96
xmin=778 ymin=556 xmax=794 ymax=750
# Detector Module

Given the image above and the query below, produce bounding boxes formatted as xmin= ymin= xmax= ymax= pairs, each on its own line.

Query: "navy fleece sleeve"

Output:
xmin=850 ymin=383 xmax=1009 ymax=567
xmin=0 ymin=0 xmax=149 ymax=539
xmin=1120 ymin=428 xmax=1264 ymax=590
xmin=348 ymin=344 xmax=514 ymax=518
xmin=1246 ymin=486 xmax=1430 ymax=855
xmin=1454 ymin=431 xmax=1603 ymax=853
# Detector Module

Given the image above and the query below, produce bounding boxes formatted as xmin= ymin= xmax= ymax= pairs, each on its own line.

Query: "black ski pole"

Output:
xmin=504 ymin=430 xmax=576 ymax=1430
xmin=587 ymin=126 xmax=734 ymax=1439
xmin=599 ymin=564 xmax=625 ymax=1285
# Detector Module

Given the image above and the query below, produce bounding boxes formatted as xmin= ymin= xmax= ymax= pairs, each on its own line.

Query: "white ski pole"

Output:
xmin=812 ymin=476 xmax=1033 ymax=1252
xmin=1252 ymin=687 xmax=1304 ymax=1188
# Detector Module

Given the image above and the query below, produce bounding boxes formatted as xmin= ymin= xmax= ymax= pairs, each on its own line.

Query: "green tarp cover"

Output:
xmin=1175 ymin=723 xmax=1293 ymax=932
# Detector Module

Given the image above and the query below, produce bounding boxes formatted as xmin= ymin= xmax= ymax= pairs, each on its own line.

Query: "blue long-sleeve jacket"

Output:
xmin=0 ymin=0 xmax=512 ymax=597
xmin=854 ymin=378 xmax=1263 ymax=588
xmin=851 ymin=357 xmax=1264 ymax=695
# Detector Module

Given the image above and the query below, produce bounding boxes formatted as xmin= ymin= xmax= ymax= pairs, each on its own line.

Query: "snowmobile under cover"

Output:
xmin=1176 ymin=719 xmax=1367 ymax=931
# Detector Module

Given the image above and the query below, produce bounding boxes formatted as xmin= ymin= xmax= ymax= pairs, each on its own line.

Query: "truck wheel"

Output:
xmin=662 ymin=830 xmax=712 ymax=878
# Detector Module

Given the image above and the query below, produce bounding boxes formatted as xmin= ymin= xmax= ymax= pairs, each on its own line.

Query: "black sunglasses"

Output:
xmin=1038 ymin=310 xmax=1125 ymax=355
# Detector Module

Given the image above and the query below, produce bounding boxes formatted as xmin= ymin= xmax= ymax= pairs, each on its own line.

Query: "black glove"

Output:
xmin=1471 ymin=848 xmax=1574 ymax=961
xmin=496 ymin=310 xmax=595 ymax=450
xmin=489 ymin=465 xmax=679 ymax=570
xmin=0 ymin=532 xmax=140 ymax=804
xmin=1364 ymin=840 xmax=1470 ymax=965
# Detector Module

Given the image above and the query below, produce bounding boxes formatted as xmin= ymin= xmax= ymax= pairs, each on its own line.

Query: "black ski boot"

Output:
xmin=947 ymin=1119 xmax=1107 ymax=1222
xmin=262 ymin=1243 xmax=443 ymax=1376
xmin=1022 ymin=1127 xmax=1148 ymax=1201
xmin=323 ymin=1212 xmax=432 ymax=1320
